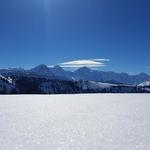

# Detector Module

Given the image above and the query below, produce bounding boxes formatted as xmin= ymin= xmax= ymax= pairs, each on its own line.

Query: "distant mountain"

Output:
xmin=50 ymin=65 xmax=65 ymax=76
xmin=0 ymin=68 xmax=25 ymax=75
xmin=0 ymin=64 xmax=150 ymax=85
xmin=73 ymin=67 xmax=101 ymax=82
xmin=73 ymin=67 xmax=150 ymax=85
xmin=29 ymin=64 xmax=55 ymax=78
xmin=49 ymin=65 xmax=72 ymax=80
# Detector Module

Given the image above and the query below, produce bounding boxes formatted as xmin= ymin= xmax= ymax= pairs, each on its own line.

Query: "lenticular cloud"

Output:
xmin=59 ymin=59 xmax=109 ymax=69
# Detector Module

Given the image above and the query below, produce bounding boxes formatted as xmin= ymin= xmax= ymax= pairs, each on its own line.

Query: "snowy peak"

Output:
xmin=0 ymin=74 xmax=13 ymax=84
xmin=74 ymin=67 xmax=102 ymax=82
xmin=51 ymin=65 xmax=65 ymax=73
xmin=138 ymin=81 xmax=150 ymax=87
xmin=75 ymin=66 xmax=92 ymax=73
xmin=32 ymin=64 xmax=48 ymax=70
xmin=138 ymin=72 xmax=149 ymax=77
xmin=0 ymin=75 xmax=15 ymax=94
xmin=49 ymin=65 xmax=69 ymax=79
xmin=53 ymin=65 xmax=63 ymax=70
xmin=29 ymin=64 xmax=54 ymax=77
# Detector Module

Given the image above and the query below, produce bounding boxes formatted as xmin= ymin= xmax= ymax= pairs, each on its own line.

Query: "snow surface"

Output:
xmin=0 ymin=94 xmax=150 ymax=150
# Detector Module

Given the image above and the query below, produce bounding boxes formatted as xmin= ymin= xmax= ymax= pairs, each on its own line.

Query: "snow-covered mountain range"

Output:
xmin=1 ymin=64 xmax=149 ymax=84
xmin=32 ymin=65 xmax=150 ymax=84
xmin=0 ymin=64 xmax=150 ymax=94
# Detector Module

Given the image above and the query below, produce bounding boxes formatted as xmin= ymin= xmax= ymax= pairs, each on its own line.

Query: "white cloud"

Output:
xmin=58 ymin=59 xmax=109 ymax=69
xmin=92 ymin=59 xmax=110 ymax=62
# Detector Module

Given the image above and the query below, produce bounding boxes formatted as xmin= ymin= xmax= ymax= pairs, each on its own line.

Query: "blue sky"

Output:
xmin=0 ymin=0 xmax=150 ymax=74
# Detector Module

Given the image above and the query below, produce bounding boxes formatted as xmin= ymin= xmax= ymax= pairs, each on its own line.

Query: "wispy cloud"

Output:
xmin=146 ymin=66 xmax=150 ymax=69
xmin=58 ymin=59 xmax=109 ymax=69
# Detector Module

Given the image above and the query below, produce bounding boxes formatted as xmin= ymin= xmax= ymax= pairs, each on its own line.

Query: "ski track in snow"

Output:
xmin=0 ymin=94 xmax=150 ymax=150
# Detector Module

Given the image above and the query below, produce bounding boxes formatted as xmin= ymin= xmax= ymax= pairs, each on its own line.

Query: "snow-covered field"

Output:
xmin=0 ymin=94 xmax=150 ymax=150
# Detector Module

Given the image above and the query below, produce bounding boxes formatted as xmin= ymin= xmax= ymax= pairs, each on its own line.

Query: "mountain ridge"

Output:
xmin=0 ymin=64 xmax=150 ymax=85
